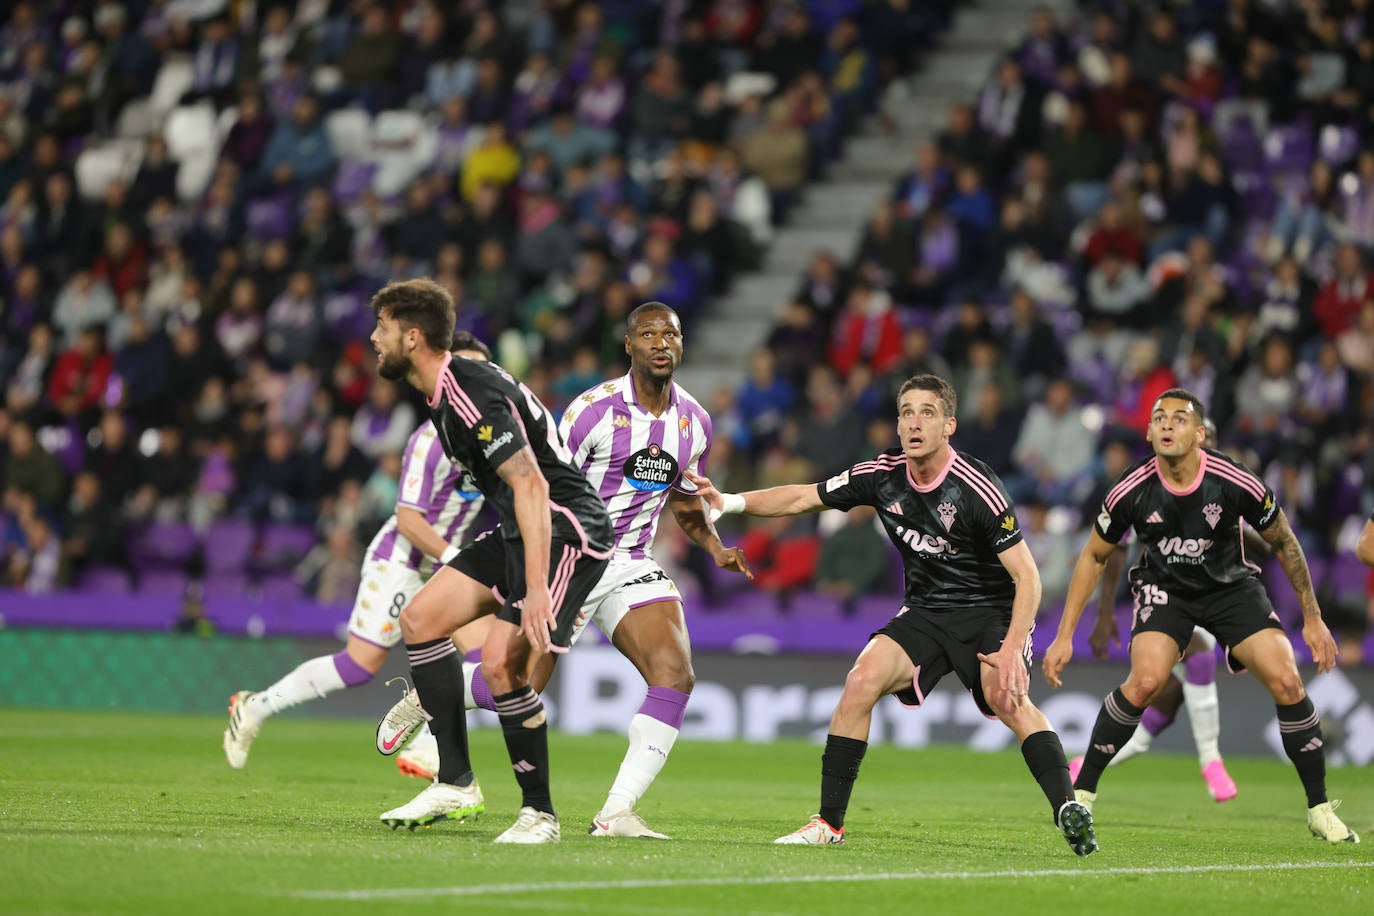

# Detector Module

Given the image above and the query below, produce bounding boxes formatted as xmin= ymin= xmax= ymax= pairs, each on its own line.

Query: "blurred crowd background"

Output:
xmin=2 ymin=0 xmax=1373 ymax=661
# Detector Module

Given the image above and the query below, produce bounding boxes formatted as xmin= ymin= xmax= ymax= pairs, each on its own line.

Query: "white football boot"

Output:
xmin=376 ymin=681 xmax=426 ymax=756
xmin=380 ymin=780 xmax=484 ymax=830
xmin=222 ymin=691 xmax=262 ymax=769
xmin=493 ymin=807 xmax=561 ymax=844
xmin=587 ymin=809 xmax=670 ymax=839
xmin=773 ymin=815 xmax=844 ymax=845
xmin=1308 ymin=801 xmax=1360 ymax=843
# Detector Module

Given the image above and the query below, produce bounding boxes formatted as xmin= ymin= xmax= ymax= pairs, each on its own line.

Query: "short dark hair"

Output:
xmin=897 ymin=374 xmax=958 ymax=418
xmin=370 ymin=278 xmax=455 ymax=351
xmin=451 ymin=330 xmax=492 ymax=360
xmin=1152 ymin=387 xmax=1207 ymax=425
xmin=627 ymin=300 xmax=677 ymax=329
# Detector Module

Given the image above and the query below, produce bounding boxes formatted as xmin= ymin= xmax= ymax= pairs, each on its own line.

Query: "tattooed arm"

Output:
xmin=1259 ymin=508 xmax=1336 ymax=672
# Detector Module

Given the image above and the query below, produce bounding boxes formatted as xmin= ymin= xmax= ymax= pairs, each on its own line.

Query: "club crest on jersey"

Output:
xmin=1202 ymin=502 xmax=1222 ymax=529
xmin=679 ymin=416 xmax=692 ymax=439
xmin=937 ymin=501 xmax=957 ymax=531
xmin=623 ymin=443 xmax=679 ymax=492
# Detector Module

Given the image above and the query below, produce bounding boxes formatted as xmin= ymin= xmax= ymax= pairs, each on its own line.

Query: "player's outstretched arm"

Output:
xmin=667 ymin=488 xmax=753 ymax=580
xmin=1088 ymin=546 xmax=1126 ymax=659
xmin=495 ymin=446 xmax=557 ymax=654
xmin=1043 ymin=528 xmax=1117 ymax=688
xmin=682 ymin=470 xmax=825 ymax=521
xmin=1258 ymin=508 xmax=1337 ymax=673
xmin=977 ymin=540 xmax=1039 ymax=700
xmin=1357 ymin=518 xmax=1374 ymax=567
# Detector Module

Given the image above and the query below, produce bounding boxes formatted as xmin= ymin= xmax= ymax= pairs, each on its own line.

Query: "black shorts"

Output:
xmin=449 ymin=528 xmax=610 ymax=650
xmin=872 ymin=605 xmax=1028 ymax=718
xmin=1129 ymin=576 xmax=1283 ymax=673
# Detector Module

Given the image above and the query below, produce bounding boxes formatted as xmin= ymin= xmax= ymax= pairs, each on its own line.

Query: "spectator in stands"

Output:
xmin=339 ymin=5 xmax=401 ymax=112
xmin=815 ymin=504 xmax=891 ymax=611
xmin=92 ymin=222 xmax=148 ymax=301
xmin=184 ymin=16 xmax=239 ymax=109
xmin=4 ymin=418 xmax=62 ymax=511
xmin=976 ymin=56 xmax=1041 ymax=176
xmin=1020 ymin=497 xmax=1075 ymax=607
xmin=893 ymin=140 xmax=950 ymax=222
xmin=1045 ymin=98 xmax=1108 ymax=221
xmin=738 ymin=99 xmax=808 ymax=225
xmin=258 ymin=94 xmax=335 ymax=195
xmin=766 ymin=301 xmax=828 ymax=390
xmin=222 ymin=92 xmax=274 ymax=173
xmin=1314 ymin=243 xmax=1373 ymax=340
xmin=348 ymin=380 xmax=414 ymax=463
xmin=1078 ymin=251 xmax=1148 ymax=363
xmin=796 ymin=365 xmax=865 ymax=479
xmin=735 ymin=346 xmax=795 ymax=458
xmin=630 ymin=51 xmax=691 ymax=168
xmin=953 ymin=382 xmax=1021 ymax=480
xmin=828 ymin=281 xmax=902 ymax=379
xmin=1265 ymin=159 xmax=1339 ymax=265
xmin=47 ymin=326 xmax=112 ymax=422
xmin=51 ymin=269 xmax=115 ymax=346
xmin=60 ymin=469 xmax=124 ymax=586
xmin=1012 ymin=378 xmax=1095 ymax=505
xmin=129 ymin=425 xmax=197 ymax=524
xmin=263 ymin=270 xmax=321 ymax=371
xmin=1235 ymin=334 xmax=1301 ymax=463
xmin=793 ymin=249 xmax=848 ymax=322
xmin=237 ymin=424 xmax=306 ymax=524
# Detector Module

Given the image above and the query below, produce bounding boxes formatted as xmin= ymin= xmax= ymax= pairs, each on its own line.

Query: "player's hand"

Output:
xmin=1088 ymin=612 xmax=1119 ymax=660
xmin=1302 ymin=614 xmax=1338 ymax=674
xmin=714 ymin=546 xmax=754 ymax=580
xmin=520 ymin=584 xmax=562 ymax=655
xmin=978 ymin=642 xmax=1029 ymax=703
xmin=683 ymin=470 xmax=725 ymax=522
xmin=1042 ymin=636 xmax=1073 ymax=689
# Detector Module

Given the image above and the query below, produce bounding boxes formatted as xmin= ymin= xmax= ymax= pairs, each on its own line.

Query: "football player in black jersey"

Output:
xmin=1044 ymin=389 xmax=1359 ymax=843
xmin=688 ymin=374 xmax=1096 ymax=855
xmin=1069 ymin=419 xmax=1261 ymax=803
xmin=368 ymin=278 xmax=614 ymax=844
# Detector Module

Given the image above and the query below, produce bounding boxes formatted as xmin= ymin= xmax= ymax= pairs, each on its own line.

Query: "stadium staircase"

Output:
xmin=675 ymin=0 xmax=1073 ymax=398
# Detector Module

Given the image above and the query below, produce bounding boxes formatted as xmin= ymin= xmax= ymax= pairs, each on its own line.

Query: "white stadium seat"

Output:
xmin=164 ymin=103 xmax=219 ymax=160
xmin=325 ymin=108 xmax=372 ymax=160
xmin=149 ymin=56 xmax=195 ymax=116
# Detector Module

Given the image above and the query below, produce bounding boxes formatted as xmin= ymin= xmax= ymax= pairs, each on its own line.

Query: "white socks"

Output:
xmin=598 ymin=714 xmax=680 ymax=818
xmin=1184 ymin=680 xmax=1222 ymax=767
xmin=249 ymin=655 xmax=345 ymax=719
xmin=1110 ymin=724 xmax=1153 ymax=766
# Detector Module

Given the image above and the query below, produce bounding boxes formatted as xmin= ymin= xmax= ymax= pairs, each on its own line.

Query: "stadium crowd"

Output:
xmin=0 ymin=0 xmax=1371 ymax=660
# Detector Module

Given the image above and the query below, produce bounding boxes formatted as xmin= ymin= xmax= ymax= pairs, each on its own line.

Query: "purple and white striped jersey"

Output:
xmin=365 ymin=420 xmax=484 ymax=575
xmin=558 ymin=374 xmax=713 ymax=561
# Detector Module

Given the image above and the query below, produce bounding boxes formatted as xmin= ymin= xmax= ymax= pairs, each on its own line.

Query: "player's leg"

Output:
xmin=776 ymin=633 xmax=919 ymax=845
xmin=1069 ymin=668 xmax=1182 ymax=780
xmin=224 ymin=561 xmax=412 ymax=769
xmin=589 ymin=596 xmax=691 ymax=837
xmin=1179 ymin=628 xmax=1236 ymax=801
xmin=486 ymin=543 xmax=609 ymax=844
xmin=379 ymin=561 xmax=500 ymax=828
xmin=1074 ymin=630 xmax=1180 ymax=800
xmin=397 ymin=614 xmax=496 ymax=779
xmin=1228 ymin=627 xmax=1358 ymax=842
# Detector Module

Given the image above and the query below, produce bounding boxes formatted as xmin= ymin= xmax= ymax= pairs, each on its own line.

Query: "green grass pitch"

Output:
xmin=1 ymin=707 xmax=1370 ymax=915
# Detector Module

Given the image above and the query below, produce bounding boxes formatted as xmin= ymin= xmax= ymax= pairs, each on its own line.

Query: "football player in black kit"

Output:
xmin=1044 ymin=388 xmax=1359 ymax=844
xmin=368 ymin=278 xmax=613 ymax=843
xmin=688 ymin=374 xmax=1096 ymax=855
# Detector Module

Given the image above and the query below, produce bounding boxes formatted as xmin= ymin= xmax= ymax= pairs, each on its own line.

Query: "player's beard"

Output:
xmin=377 ymin=348 xmax=412 ymax=381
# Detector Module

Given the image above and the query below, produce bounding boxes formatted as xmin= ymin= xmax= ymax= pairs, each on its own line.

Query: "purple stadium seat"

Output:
xmin=130 ymin=521 xmax=200 ymax=567
xmin=137 ymin=569 xmax=190 ymax=597
xmin=245 ymin=194 xmax=294 ymax=239
xmin=1319 ymin=124 xmax=1360 ymax=166
xmin=258 ymin=573 xmax=305 ymax=601
xmin=255 ymin=524 xmax=318 ymax=569
xmin=1263 ymin=123 xmax=1314 ymax=176
xmin=204 ymin=518 xmax=258 ymax=573
xmin=203 ymin=571 xmax=252 ymax=600
xmin=331 ymin=159 xmax=377 ymax=204
xmin=77 ymin=565 xmax=133 ymax=594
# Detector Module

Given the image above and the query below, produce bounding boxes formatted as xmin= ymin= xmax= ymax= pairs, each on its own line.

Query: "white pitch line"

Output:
xmin=289 ymin=861 xmax=1374 ymax=901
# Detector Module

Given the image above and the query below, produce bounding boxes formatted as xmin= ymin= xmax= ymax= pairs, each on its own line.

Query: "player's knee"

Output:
xmin=1268 ymin=670 xmax=1305 ymax=705
xmin=840 ymin=665 xmax=886 ymax=707
xmin=646 ymin=656 xmax=694 ymax=694
xmin=1124 ymin=672 xmax=1165 ymax=706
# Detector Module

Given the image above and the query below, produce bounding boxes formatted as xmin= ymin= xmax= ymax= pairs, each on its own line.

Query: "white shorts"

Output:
xmin=348 ymin=558 xmax=425 ymax=648
xmin=568 ymin=557 xmax=682 ymax=646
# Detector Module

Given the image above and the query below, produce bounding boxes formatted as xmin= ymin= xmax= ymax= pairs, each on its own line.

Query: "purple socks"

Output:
xmin=639 ymin=686 xmax=689 ymax=729
xmin=331 ymin=650 xmax=374 ymax=686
